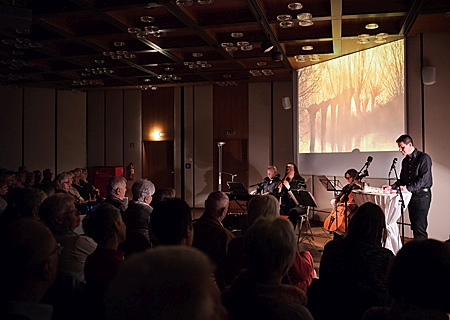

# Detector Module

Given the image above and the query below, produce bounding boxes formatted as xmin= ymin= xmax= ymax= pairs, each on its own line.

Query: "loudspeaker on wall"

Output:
xmin=422 ymin=66 xmax=436 ymax=86
xmin=282 ymin=96 xmax=291 ymax=110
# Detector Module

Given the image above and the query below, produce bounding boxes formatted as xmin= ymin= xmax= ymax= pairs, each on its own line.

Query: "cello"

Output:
xmin=323 ymin=176 xmax=364 ymax=234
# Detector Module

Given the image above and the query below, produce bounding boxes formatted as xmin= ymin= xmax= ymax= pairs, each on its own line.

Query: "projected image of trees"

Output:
xmin=298 ymin=39 xmax=405 ymax=153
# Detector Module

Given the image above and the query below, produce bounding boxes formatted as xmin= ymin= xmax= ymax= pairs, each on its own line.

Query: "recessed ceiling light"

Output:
xmin=288 ymin=2 xmax=303 ymax=10
xmin=299 ymin=20 xmax=313 ymax=27
xmin=113 ymin=42 xmax=126 ymax=47
xmin=297 ymin=13 xmax=312 ymax=20
xmin=280 ymin=21 xmax=294 ymax=28
xmin=256 ymin=61 xmax=267 ymax=66
xmin=277 ymin=14 xmax=292 ymax=21
xmin=192 ymin=52 xmax=203 ymax=57
xmin=365 ymin=23 xmax=379 ymax=30
xmin=302 ymin=45 xmax=313 ymax=51
xmin=140 ymin=16 xmax=155 ymax=23
xmin=231 ymin=32 xmax=243 ymax=38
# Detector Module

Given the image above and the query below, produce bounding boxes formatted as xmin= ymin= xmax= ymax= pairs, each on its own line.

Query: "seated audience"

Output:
xmin=225 ymin=194 xmax=316 ymax=292
xmin=0 ymin=218 xmax=60 ymax=320
xmin=32 ymin=169 xmax=42 ymax=187
xmin=192 ymin=190 xmax=235 ymax=290
xmin=222 ymin=218 xmax=313 ymax=320
xmin=0 ymin=188 xmax=47 ymax=225
xmin=363 ymin=238 xmax=450 ymax=320
xmin=150 ymin=187 xmax=176 ymax=206
xmin=307 ymin=202 xmax=394 ymax=320
xmin=39 ymin=193 xmax=97 ymax=282
xmin=150 ymin=197 xmax=193 ymax=246
xmin=53 ymin=172 xmax=84 ymax=203
xmin=104 ymin=176 xmax=128 ymax=216
xmin=79 ymin=168 xmax=101 ymax=201
xmin=82 ymin=203 xmax=126 ymax=319
xmin=104 ymin=246 xmax=228 ymax=320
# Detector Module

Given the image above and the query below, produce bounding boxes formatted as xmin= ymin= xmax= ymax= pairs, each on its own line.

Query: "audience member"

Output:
xmin=0 ymin=177 xmax=8 ymax=214
xmin=104 ymin=246 xmax=228 ymax=320
xmin=225 ymin=194 xmax=316 ymax=292
xmin=0 ymin=188 xmax=47 ymax=225
xmin=0 ymin=218 xmax=60 ymax=320
xmin=308 ymin=202 xmax=394 ymax=320
xmin=42 ymin=169 xmax=54 ymax=187
xmin=150 ymin=197 xmax=193 ymax=246
xmin=39 ymin=193 xmax=97 ymax=282
xmin=79 ymin=168 xmax=100 ymax=201
xmin=53 ymin=172 xmax=84 ymax=203
xmin=222 ymin=218 xmax=313 ymax=320
xmin=150 ymin=187 xmax=176 ymax=206
xmin=192 ymin=190 xmax=235 ymax=290
xmin=363 ymin=238 xmax=450 ymax=320
xmin=82 ymin=203 xmax=126 ymax=319
xmin=123 ymin=179 xmax=155 ymax=242
xmin=33 ymin=169 xmax=43 ymax=187
xmin=104 ymin=176 xmax=128 ymax=215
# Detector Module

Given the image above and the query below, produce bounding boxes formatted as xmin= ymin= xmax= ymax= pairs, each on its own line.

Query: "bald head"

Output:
xmin=204 ymin=191 xmax=229 ymax=220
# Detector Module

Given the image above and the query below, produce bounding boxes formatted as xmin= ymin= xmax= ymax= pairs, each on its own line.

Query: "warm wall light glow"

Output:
xmin=151 ymin=130 xmax=164 ymax=140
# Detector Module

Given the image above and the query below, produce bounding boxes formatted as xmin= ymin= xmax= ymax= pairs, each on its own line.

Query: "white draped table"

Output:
xmin=352 ymin=190 xmax=411 ymax=254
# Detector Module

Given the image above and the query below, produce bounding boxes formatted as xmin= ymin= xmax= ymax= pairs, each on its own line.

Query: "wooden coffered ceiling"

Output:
xmin=0 ymin=0 xmax=449 ymax=90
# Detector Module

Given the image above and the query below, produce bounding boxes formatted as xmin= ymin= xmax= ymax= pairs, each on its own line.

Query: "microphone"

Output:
xmin=231 ymin=174 xmax=237 ymax=179
xmin=388 ymin=158 xmax=398 ymax=177
xmin=366 ymin=156 xmax=373 ymax=168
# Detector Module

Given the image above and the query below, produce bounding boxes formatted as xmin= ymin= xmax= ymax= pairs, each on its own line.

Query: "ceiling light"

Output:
xmin=192 ymin=52 xmax=203 ymax=57
xmin=231 ymin=33 xmax=243 ymax=38
xmin=197 ymin=0 xmax=214 ymax=4
xmin=280 ymin=21 xmax=294 ymax=28
xmin=288 ymin=2 xmax=303 ymax=10
xmin=295 ymin=55 xmax=306 ymax=62
xmin=310 ymin=54 xmax=320 ymax=62
xmin=113 ymin=42 xmax=126 ymax=47
xmin=261 ymin=39 xmax=275 ymax=53
xmin=140 ymin=16 xmax=155 ymax=23
xmin=297 ymin=13 xmax=312 ymax=20
xmin=256 ymin=61 xmax=267 ymax=66
xmin=277 ymin=14 xmax=292 ymax=21
xmin=302 ymin=45 xmax=313 ymax=51
xmin=176 ymin=0 xmax=193 ymax=5
xmin=365 ymin=23 xmax=379 ymax=30
xmin=299 ymin=20 xmax=313 ymax=26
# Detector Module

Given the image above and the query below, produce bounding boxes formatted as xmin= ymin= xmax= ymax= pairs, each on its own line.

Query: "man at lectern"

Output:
xmin=383 ymin=134 xmax=432 ymax=239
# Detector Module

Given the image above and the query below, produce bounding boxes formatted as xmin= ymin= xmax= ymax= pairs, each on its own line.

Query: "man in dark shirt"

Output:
xmin=386 ymin=134 xmax=432 ymax=238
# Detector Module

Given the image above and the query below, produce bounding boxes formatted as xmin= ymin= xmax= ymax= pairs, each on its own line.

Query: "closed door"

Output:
xmin=143 ymin=141 xmax=174 ymax=189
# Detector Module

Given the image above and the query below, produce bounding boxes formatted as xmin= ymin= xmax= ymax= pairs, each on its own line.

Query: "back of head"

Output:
xmin=82 ymin=203 xmax=123 ymax=246
xmin=204 ymin=191 xmax=229 ymax=217
xmin=243 ymin=218 xmax=296 ymax=281
xmin=388 ymin=239 xmax=450 ymax=312
xmin=104 ymin=246 xmax=227 ymax=320
xmin=39 ymin=193 xmax=75 ymax=235
xmin=346 ymin=202 xmax=387 ymax=246
xmin=151 ymin=188 xmax=176 ymax=206
xmin=247 ymin=194 xmax=280 ymax=226
xmin=131 ymin=179 xmax=155 ymax=202
xmin=0 ymin=218 xmax=57 ymax=299
xmin=150 ymin=198 xmax=192 ymax=245
xmin=106 ymin=176 xmax=127 ymax=196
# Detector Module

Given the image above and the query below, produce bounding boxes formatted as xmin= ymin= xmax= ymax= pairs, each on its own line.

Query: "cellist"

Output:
xmin=326 ymin=168 xmax=363 ymax=239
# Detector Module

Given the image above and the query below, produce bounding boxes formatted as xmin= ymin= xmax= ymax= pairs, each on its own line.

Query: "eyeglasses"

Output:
xmin=63 ymin=209 xmax=80 ymax=216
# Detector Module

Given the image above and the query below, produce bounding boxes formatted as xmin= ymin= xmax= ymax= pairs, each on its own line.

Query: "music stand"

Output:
xmin=226 ymin=181 xmax=249 ymax=194
xmin=291 ymin=189 xmax=318 ymax=246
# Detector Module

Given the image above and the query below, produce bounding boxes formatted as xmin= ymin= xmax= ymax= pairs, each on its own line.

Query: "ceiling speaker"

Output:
xmin=282 ymin=97 xmax=291 ymax=110
xmin=422 ymin=66 xmax=436 ymax=86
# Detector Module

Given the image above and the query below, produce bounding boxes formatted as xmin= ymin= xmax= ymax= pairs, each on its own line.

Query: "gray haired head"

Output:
xmin=132 ymin=179 xmax=155 ymax=202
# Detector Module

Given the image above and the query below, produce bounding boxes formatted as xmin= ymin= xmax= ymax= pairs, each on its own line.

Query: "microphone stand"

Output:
xmin=392 ymin=166 xmax=406 ymax=245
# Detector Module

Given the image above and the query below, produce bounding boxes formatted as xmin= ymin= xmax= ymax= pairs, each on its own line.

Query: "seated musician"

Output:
xmin=256 ymin=165 xmax=281 ymax=195
xmin=273 ymin=162 xmax=307 ymax=228
xmin=326 ymin=168 xmax=363 ymax=239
